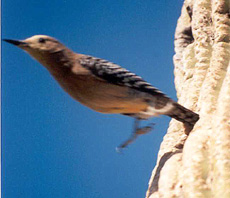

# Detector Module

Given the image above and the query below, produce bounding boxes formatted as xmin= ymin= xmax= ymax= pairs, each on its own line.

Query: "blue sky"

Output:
xmin=2 ymin=1 xmax=183 ymax=197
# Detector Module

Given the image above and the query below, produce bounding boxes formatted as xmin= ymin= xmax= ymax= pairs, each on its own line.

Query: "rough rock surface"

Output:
xmin=146 ymin=1 xmax=230 ymax=197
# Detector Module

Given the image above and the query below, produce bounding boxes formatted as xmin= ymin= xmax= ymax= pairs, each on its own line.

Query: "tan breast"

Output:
xmin=51 ymin=70 xmax=148 ymax=114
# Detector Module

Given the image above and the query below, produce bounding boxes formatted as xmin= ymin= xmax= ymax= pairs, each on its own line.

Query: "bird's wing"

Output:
xmin=79 ymin=55 xmax=199 ymax=125
xmin=79 ymin=55 xmax=168 ymax=98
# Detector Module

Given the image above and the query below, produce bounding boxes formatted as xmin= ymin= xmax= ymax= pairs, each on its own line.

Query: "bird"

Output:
xmin=3 ymin=35 xmax=199 ymax=150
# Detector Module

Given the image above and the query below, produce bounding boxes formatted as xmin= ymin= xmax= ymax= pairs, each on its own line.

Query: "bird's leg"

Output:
xmin=116 ymin=119 xmax=140 ymax=151
xmin=116 ymin=119 xmax=154 ymax=152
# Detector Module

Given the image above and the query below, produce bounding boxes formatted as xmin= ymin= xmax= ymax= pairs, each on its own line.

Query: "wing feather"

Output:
xmin=79 ymin=55 xmax=168 ymax=98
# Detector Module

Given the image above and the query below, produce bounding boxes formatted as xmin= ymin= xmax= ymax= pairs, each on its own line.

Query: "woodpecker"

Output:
xmin=4 ymin=35 xmax=199 ymax=150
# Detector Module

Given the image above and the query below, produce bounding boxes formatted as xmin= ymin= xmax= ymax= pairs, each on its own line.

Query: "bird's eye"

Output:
xmin=38 ymin=38 xmax=46 ymax=43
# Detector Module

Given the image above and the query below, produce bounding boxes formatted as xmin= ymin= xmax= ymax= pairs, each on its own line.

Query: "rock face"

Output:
xmin=146 ymin=1 xmax=230 ymax=197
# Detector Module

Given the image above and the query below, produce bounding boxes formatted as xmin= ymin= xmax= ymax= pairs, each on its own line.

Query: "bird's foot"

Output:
xmin=116 ymin=123 xmax=155 ymax=153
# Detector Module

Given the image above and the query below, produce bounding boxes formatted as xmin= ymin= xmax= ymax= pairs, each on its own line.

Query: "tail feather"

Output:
xmin=166 ymin=102 xmax=199 ymax=126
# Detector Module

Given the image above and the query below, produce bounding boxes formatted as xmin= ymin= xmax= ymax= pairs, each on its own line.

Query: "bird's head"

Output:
xmin=3 ymin=35 xmax=73 ymax=68
xmin=3 ymin=35 xmax=65 ymax=53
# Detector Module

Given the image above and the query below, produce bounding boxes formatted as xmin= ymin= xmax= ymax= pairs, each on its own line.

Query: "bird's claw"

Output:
xmin=116 ymin=122 xmax=155 ymax=152
xmin=135 ymin=123 xmax=155 ymax=135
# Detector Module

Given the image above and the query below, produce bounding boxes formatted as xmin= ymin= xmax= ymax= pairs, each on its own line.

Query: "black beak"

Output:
xmin=3 ymin=39 xmax=27 ymax=46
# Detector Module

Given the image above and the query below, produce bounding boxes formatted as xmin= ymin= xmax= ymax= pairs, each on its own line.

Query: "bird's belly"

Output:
xmin=53 ymin=74 xmax=148 ymax=114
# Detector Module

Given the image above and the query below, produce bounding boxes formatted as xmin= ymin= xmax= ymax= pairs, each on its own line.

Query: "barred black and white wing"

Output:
xmin=79 ymin=55 xmax=199 ymax=126
xmin=79 ymin=55 xmax=166 ymax=97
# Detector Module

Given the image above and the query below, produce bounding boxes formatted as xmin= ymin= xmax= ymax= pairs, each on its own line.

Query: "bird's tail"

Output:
xmin=166 ymin=102 xmax=199 ymax=126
